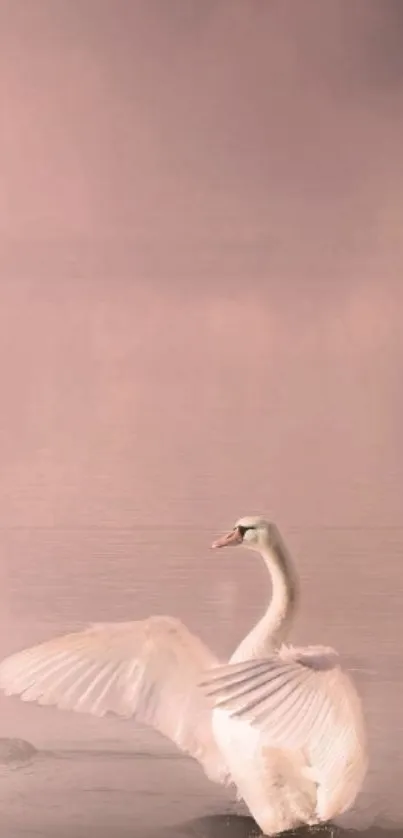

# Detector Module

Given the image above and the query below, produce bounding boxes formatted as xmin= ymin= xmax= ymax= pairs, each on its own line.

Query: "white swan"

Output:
xmin=0 ymin=516 xmax=367 ymax=834
xmin=199 ymin=518 xmax=368 ymax=834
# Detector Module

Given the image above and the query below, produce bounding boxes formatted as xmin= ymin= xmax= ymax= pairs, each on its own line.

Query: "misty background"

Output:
xmin=0 ymin=0 xmax=402 ymax=529
xmin=0 ymin=1 xmax=402 ymax=835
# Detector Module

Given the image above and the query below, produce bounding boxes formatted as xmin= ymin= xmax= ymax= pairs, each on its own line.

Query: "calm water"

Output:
xmin=0 ymin=524 xmax=402 ymax=837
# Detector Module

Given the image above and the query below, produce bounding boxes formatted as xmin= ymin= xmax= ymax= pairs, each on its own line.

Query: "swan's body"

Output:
xmin=203 ymin=649 xmax=367 ymax=833
xmin=0 ymin=516 xmax=367 ymax=834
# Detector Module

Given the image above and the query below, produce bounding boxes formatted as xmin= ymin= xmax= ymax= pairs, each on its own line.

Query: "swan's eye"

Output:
xmin=237 ymin=525 xmax=256 ymax=539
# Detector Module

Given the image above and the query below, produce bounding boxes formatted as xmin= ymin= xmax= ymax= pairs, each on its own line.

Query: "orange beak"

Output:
xmin=212 ymin=528 xmax=242 ymax=549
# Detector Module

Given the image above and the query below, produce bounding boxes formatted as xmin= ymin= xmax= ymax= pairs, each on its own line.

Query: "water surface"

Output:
xmin=0 ymin=525 xmax=401 ymax=836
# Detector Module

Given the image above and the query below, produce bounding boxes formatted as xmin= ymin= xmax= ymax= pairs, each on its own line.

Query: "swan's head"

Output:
xmin=212 ymin=516 xmax=273 ymax=553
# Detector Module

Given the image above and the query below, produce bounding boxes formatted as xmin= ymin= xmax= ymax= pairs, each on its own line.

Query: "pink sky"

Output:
xmin=0 ymin=0 xmax=401 ymax=530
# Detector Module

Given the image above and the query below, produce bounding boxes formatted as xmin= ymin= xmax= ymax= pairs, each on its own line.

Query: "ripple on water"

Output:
xmin=154 ymin=817 xmax=403 ymax=838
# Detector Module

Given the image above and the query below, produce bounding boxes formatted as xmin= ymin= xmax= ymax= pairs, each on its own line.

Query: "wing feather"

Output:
xmin=0 ymin=616 xmax=228 ymax=784
xmin=199 ymin=646 xmax=368 ymax=818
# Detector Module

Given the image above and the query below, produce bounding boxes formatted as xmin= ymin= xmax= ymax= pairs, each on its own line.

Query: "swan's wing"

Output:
xmin=199 ymin=646 xmax=368 ymax=818
xmin=0 ymin=616 xmax=228 ymax=784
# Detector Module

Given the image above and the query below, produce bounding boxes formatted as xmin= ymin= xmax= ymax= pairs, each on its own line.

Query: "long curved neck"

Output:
xmin=230 ymin=526 xmax=299 ymax=664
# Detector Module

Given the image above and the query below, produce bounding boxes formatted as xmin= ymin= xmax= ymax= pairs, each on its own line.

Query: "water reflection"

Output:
xmin=155 ymin=816 xmax=403 ymax=838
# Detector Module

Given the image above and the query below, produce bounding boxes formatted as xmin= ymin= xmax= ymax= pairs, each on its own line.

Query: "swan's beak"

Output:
xmin=212 ymin=529 xmax=242 ymax=549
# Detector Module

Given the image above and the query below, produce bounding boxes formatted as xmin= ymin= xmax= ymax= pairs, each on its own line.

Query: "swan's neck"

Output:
xmin=230 ymin=527 xmax=299 ymax=664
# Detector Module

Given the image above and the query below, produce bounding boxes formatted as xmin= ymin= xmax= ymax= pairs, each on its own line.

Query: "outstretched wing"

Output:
xmin=0 ymin=616 xmax=228 ymax=784
xmin=199 ymin=646 xmax=368 ymax=818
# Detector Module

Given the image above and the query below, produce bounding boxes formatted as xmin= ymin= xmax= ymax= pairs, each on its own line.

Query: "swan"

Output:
xmin=0 ymin=516 xmax=367 ymax=834
xmin=200 ymin=518 xmax=368 ymax=834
